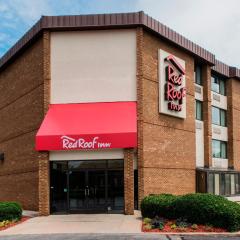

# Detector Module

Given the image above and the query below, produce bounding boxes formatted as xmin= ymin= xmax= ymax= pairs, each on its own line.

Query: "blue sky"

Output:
xmin=0 ymin=0 xmax=240 ymax=67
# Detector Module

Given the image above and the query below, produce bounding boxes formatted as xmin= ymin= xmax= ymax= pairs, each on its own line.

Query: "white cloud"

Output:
xmin=0 ymin=0 xmax=239 ymax=68
xmin=0 ymin=0 xmax=55 ymax=56
xmin=0 ymin=32 xmax=14 ymax=50
xmin=136 ymin=0 xmax=240 ymax=68
xmin=5 ymin=0 xmax=53 ymax=24
xmin=0 ymin=2 xmax=8 ymax=12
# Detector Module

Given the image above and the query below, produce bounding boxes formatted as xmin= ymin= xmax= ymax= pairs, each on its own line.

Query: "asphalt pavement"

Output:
xmin=0 ymin=234 xmax=240 ymax=240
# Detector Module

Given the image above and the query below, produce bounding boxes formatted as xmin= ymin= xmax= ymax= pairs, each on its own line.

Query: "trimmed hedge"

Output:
xmin=141 ymin=194 xmax=177 ymax=219
xmin=0 ymin=202 xmax=22 ymax=221
xmin=141 ymin=193 xmax=240 ymax=232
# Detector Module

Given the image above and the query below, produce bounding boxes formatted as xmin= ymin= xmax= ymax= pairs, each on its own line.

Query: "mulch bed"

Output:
xmin=142 ymin=220 xmax=227 ymax=233
xmin=0 ymin=216 xmax=31 ymax=231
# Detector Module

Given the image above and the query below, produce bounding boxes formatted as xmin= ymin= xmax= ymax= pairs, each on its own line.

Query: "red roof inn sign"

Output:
xmin=159 ymin=49 xmax=186 ymax=119
xmin=61 ymin=136 xmax=111 ymax=149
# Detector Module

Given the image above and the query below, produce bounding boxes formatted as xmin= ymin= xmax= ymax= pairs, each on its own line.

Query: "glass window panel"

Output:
xmin=231 ymin=174 xmax=235 ymax=195
xmin=108 ymin=170 xmax=124 ymax=210
xmin=212 ymin=140 xmax=221 ymax=158
xmin=196 ymin=100 xmax=203 ymax=120
xmin=220 ymin=109 xmax=226 ymax=126
xmin=69 ymin=160 xmax=107 ymax=170
xmin=214 ymin=174 xmax=220 ymax=195
xmin=50 ymin=162 xmax=68 ymax=212
xmin=211 ymin=76 xmax=220 ymax=93
xmin=221 ymin=142 xmax=227 ymax=159
xmin=108 ymin=160 xmax=124 ymax=169
xmin=208 ymin=173 xmax=214 ymax=194
xmin=235 ymin=174 xmax=240 ymax=194
xmin=212 ymin=107 xmax=220 ymax=125
xmin=225 ymin=174 xmax=231 ymax=195
xmin=211 ymin=75 xmax=226 ymax=96
xmin=195 ymin=65 xmax=202 ymax=85
xmin=52 ymin=161 xmax=68 ymax=171
xmin=220 ymin=174 xmax=225 ymax=195
xmin=219 ymin=79 xmax=226 ymax=95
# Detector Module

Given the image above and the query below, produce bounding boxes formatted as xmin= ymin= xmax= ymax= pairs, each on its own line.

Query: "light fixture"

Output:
xmin=0 ymin=152 xmax=4 ymax=162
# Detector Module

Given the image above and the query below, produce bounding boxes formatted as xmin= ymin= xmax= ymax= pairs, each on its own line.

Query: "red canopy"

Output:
xmin=36 ymin=102 xmax=137 ymax=151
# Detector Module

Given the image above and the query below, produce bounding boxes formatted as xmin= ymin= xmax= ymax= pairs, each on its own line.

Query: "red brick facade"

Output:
xmin=38 ymin=31 xmax=51 ymax=216
xmin=202 ymin=65 xmax=212 ymax=167
xmin=227 ymin=78 xmax=240 ymax=170
xmin=124 ymin=149 xmax=134 ymax=215
xmin=0 ymin=38 xmax=45 ymax=210
xmin=0 ymin=17 xmax=240 ymax=214
xmin=137 ymin=29 xmax=196 ymax=203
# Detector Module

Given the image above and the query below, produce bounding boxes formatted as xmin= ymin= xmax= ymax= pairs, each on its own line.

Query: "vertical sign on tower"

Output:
xmin=159 ymin=49 xmax=186 ymax=119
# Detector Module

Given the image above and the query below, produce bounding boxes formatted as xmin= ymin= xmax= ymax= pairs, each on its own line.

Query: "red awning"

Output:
xmin=36 ymin=102 xmax=137 ymax=151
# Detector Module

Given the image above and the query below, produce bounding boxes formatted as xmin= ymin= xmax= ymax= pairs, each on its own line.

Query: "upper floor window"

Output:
xmin=194 ymin=65 xmax=202 ymax=85
xmin=195 ymin=100 xmax=203 ymax=121
xmin=212 ymin=106 xmax=227 ymax=127
xmin=212 ymin=139 xmax=227 ymax=159
xmin=211 ymin=75 xmax=226 ymax=95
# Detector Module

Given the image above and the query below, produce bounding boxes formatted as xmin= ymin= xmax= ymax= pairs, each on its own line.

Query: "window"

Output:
xmin=196 ymin=169 xmax=240 ymax=196
xmin=195 ymin=100 xmax=203 ymax=120
xmin=212 ymin=139 xmax=227 ymax=159
xmin=212 ymin=106 xmax=226 ymax=126
xmin=208 ymin=173 xmax=214 ymax=194
xmin=211 ymin=75 xmax=226 ymax=95
xmin=194 ymin=65 xmax=202 ymax=85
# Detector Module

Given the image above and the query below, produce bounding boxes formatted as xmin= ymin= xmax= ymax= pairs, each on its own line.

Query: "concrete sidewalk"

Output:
xmin=0 ymin=211 xmax=142 ymax=235
xmin=1 ymin=233 xmax=240 ymax=240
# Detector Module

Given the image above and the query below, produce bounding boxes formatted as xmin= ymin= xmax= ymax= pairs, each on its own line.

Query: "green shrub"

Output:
xmin=0 ymin=202 xmax=22 ymax=221
xmin=171 ymin=193 xmax=240 ymax=232
xmin=144 ymin=223 xmax=152 ymax=230
xmin=141 ymin=193 xmax=240 ymax=232
xmin=191 ymin=224 xmax=198 ymax=230
xmin=141 ymin=194 xmax=177 ymax=218
xmin=143 ymin=217 xmax=151 ymax=224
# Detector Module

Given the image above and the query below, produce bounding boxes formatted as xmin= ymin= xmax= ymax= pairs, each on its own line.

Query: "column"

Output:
xmin=38 ymin=31 xmax=51 ymax=216
xmin=38 ymin=152 xmax=50 ymax=215
xmin=227 ymin=78 xmax=240 ymax=170
xmin=124 ymin=148 xmax=134 ymax=215
xmin=202 ymin=65 xmax=212 ymax=167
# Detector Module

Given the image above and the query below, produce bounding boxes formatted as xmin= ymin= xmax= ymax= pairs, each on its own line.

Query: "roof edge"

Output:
xmin=211 ymin=60 xmax=240 ymax=79
xmin=0 ymin=11 xmax=239 ymax=79
xmin=0 ymin=17 xmax=43 ymax=70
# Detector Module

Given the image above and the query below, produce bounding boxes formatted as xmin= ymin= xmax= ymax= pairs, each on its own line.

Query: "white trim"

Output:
xmin=211 ymin=91 xmax=227 ymax=110
xmin=195 ymin=84 xmax=203 ymax=101
xmin=196 ymin=120 xmax=204 ymax=167
xmin=212 ymin=125 xmax=228 ymax=141
xmin=212 ymin=158 xmax=228 ymax=169
xmin=49 ymin=149 xmax=124 ymax=161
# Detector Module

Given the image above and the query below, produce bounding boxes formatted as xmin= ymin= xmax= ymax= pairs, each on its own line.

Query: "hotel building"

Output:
xmin=0 ymin=12 xmax=239 ymax=215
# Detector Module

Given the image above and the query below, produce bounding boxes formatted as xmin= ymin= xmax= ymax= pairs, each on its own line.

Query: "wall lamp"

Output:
xmin=0 ymin=152 xmax=4 ymax=162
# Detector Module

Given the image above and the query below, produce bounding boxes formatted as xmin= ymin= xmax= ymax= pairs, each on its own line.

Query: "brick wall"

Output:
xmin=39 ymin=31 xmax=51 ymax=215
xmin=124 ymin=149 xmax=134 ymax=215
xmin=137 ymin=29 xmax=196 ymax=201
xmin=202 ymin=65 xmax=212 ymax=167
xmin=0 ymin=38 xmax=44 ymax=210
xmin=227 ymin=78 xmax=240 ymax=170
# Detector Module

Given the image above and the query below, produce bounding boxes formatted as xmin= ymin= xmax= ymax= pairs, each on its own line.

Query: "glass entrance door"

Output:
xmin=69 ymin=170 xmax=87 ymax=210
xmin=68 ymin=160 xmax=107 ymax=212
xmin=87 ymin=170 xmax=106 ymax=210
xmin=68 ymin=169 xmax=107 ymax=212
xmin=50 ymin=160 xmax=124 ymax=213
xmin=50 ymin=162 xmax=68 ymax=213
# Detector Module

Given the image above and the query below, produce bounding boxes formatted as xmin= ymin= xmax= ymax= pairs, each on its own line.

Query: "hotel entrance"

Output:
xmin=50 ymin=159 xmax=124 ymax=213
